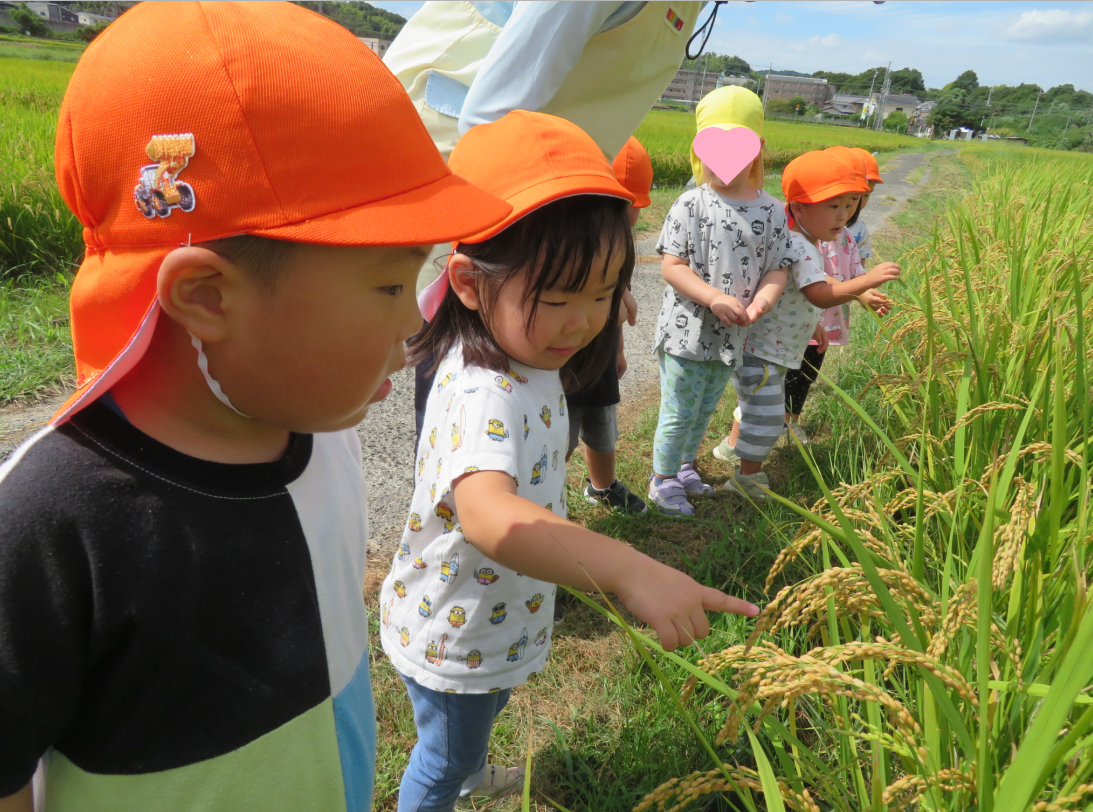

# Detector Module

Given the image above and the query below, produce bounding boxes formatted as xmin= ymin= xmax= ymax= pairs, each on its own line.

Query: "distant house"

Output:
xmin=866 ymin=92 xmax=920 ymax=121
xmin=822 ymin=93 xmax=868 ymax=117
xmin=76 ymin=10 xmax=113 ymax=25
xmin=909 ymin=99 xmax=937 ymax=132
xmin=764 ymin=75 xmax=835 ymax=107
xmin=24 ymin=1 xmax=79 ymax=23
xmin=358 ymin=37 xmax=392 ymax=58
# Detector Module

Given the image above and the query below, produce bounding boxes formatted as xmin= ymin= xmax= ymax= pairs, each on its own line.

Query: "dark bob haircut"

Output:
xmin=408 ymin=195 xmax=635 ymax=394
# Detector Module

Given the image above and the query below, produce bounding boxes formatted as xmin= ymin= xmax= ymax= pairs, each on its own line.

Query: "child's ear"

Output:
xmin=447 ymin=253 xmax=480 ymax=311
xmin=156 ymin=246 xmax=240 ymax=343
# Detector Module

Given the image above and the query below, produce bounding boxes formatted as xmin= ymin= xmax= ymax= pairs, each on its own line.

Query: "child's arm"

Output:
xmin=617 ymin=330 xmax=627 ymax=379
xmin=453 ymin=471 xmax=758 ymax=648
xmin=801 ymin=266 xmax=897 ymax=309
xmin=746 ymin=268 xmax=788 ymax=322
xmin=0 ymin=783 xmax=32 ymax=812
xmin=662 ymin=253 xmax=749 ymax=326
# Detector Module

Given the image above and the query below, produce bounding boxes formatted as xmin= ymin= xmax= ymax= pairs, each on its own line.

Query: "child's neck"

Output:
xmin=790 ymin=223 xmax=820 ymax=248
xmin=708 ymin=178 xmax=759 ymax=201
xmin=110 ymin=315 xmax=291 ymax=464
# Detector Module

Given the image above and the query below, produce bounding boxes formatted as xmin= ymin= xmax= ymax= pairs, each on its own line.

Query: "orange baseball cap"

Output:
xmin=612 ymin=136 xmax=654 ymax=209
xmin=417 ymin=111 xmax=635 ymax=320
xmin=783 ymin=151 xmax=870 ymax=205
xmin=52 ymin=1 xmax=510 ymax=424
xmin=851 ymin=147 xmax=884 ymax=183
xmin=824 ymin=146 xmax=871 ymax=188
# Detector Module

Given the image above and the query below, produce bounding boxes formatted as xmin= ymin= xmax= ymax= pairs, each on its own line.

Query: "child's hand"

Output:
xmin=745 ymin=295 xmax=775 ymax=324
xmin=860 ymin=288 xmax=892 ymax=315
xmin=711 ymin=294 xmax=749 ymax=326
xmin=616 ymin=557 xmax=759 ymax=650
xmin=619 ymin=288 xmax=638 ymax=327
xmin=812 ymin=322 xmax=829 ymax=353
xmin=865 ymin=262 xmax=901 ymax=288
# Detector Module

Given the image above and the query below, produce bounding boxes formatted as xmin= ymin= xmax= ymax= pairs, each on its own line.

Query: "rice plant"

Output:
xmin=595 ymin=148 xmax=1093 ymax=812
xmin=0 ymin=56 xmax=82 ymax=280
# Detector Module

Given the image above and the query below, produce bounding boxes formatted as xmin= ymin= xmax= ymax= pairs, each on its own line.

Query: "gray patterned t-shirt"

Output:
xmin=653 ymin=186 xmax=801 ymax=366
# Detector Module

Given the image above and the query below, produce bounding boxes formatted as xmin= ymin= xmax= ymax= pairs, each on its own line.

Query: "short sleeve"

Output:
xmin=0 ymin=494 xmax=89 ymax=795
xmin=656 ymin=192 xmax=697 ymax=260
xmin=434 ymin=386 xmax=522 ymax=502
xmin=847 ymin=233 xmax=866 ymax=278
xmin=855 ymin=223 xmax=873 ymax=259
xmin=763 ymin=199 xmax=800 ymax=272
xmin=790 ymin=238 xmax=827 ymax=290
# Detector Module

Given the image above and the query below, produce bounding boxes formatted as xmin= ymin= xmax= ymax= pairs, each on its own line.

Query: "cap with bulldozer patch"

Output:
xmin=52 ymin=0 xmax=510 ymax=424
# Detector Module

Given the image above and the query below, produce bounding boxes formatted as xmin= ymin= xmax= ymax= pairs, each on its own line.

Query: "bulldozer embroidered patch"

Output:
xmin=134 ymin=133 xmax=196 ymax=218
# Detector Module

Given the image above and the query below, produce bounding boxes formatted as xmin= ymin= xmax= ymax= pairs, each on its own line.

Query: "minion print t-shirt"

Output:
xmin=379 ymin=347 xmax=566 ymax=693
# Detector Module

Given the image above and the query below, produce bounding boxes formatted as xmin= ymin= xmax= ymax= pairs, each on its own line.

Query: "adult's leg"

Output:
xmin=397 ymin=674 xmax=512 ymax=812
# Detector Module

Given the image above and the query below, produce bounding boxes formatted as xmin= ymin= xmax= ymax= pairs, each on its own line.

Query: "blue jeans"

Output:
xmin=397 ymin=672 xmax=512 ymax=812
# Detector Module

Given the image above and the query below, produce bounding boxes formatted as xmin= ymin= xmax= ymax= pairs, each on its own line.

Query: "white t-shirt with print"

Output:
xmin=379 ymin=349 xmax=567 ymax=693
xmin=743 ymin=234 xmax=826 ymax=369
xmin=653 ymin=186 xmax=801 ymax=367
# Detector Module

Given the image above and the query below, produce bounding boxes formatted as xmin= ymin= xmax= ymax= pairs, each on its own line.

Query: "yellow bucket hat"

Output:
xmin=690 ymin=86 xmax=765 ymax=189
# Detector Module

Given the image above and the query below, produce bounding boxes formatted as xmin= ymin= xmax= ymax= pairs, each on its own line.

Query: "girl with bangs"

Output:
xmin=378 ymin=111 xmax=758 ymax=812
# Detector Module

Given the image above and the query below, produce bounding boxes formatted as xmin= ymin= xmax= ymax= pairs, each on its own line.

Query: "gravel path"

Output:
xmin=0 ymin=151 xmax=945 ymax=550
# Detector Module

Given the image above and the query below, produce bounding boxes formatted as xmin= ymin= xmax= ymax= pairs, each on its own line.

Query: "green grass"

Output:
xmin=0 ymin=55 xmax=79 ymax=402
xmin=0 ymin=34 xmax=84 ymax=62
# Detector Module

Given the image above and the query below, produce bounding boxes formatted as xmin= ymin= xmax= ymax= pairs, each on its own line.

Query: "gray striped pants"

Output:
xmin=732 ymin=354 xmax=787 ymax=462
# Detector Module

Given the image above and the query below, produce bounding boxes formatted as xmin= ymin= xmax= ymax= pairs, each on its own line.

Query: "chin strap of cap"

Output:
xmin=189 ymin=332 xmax=251 ymax=418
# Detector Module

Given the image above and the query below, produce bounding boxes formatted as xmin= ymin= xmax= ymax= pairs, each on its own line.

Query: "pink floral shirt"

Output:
xmin=815 ymin=228 xmax=865 ymax=346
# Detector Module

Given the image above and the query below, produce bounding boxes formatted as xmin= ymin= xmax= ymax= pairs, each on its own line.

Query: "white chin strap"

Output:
xmin=189 ymin=332 xmax=251 ymax=419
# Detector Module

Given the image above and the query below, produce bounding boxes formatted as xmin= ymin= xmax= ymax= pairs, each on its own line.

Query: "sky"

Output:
xmin=369 ymin=1 xmax=1093 ymax=92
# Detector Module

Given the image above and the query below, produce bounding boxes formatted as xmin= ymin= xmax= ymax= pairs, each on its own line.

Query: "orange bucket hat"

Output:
xmin=783 ymin=151 xmax=870 ymax=205
xmin=851 ymin=147 xmax=884 ymax=183
xmin=612 ymin=136 xmax=654 ymax=209
xmin=824 ymin=146 xmax=871 ymax=188
xmin=53 ymin=1 xmax=510 ymax=424
xmin=418 ymin=111 xmax=635 ymax=320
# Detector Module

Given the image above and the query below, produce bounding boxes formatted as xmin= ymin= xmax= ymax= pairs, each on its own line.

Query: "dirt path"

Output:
xmin=0 ymin=150 xmax=946 ymax=548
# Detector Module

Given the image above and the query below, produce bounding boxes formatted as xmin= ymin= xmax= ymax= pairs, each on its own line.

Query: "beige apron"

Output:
xmin=384 ymin=1 xmax=703 ymax=161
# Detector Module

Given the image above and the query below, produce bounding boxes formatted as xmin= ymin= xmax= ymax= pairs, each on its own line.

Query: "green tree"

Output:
xmin=948 ymin=70 xmax=980 ymax=93
xmin=889 ymin=67 xmax=926 ymax=95
xmin=883 ymin=109 xmax=909 ymax=132
xmin=766 ymin=98 xmax=795 ymax=115
xmin=929 ymin=101 xmax=977 ymax=133
xmin=721 ymin=54 xmax=752 ymax=75
xmin=10 ymin=3 xmax=50 ymax=37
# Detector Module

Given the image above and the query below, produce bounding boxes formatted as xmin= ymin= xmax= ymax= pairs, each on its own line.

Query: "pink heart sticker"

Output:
xmin=693 ymin=126 xmax=761 ymax=186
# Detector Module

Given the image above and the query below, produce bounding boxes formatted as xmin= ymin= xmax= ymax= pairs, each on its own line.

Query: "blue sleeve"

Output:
xmin=458 ymin=1 xmax=620 ymax=135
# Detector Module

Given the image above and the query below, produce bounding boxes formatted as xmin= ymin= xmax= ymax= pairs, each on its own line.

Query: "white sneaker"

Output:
xmin=463 ymin=764 xmax=524 ymax=799
xmin=724 ymin=468 xmax=770 ymax=501
xmin=785 ymin=422 xmax=809 ymax=445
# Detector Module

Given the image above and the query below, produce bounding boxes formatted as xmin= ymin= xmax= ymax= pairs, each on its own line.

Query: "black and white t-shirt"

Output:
xmin=0 ymin=400 xmax=376 ymax=812
xmin=654 ymin=186 xmax=801 ymax=366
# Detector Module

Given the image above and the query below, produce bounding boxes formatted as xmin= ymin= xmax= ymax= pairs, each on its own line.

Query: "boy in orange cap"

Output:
xmin=565 ymin=136 xmax=653 ymax=514
xmin=0 ymin=4 xmax=509 ymax=812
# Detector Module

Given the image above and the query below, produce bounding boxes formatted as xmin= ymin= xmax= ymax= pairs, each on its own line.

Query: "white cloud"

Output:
xmin=1001 ymin=8 xmax=1093 ymax=43
xmin=774 ymin=11 xmax=795 ymax=23
xmin=808 ymin=33 xmax=842 ymax=47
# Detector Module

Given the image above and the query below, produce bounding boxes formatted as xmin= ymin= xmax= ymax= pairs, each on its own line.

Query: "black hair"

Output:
xmin=408 ymin=195 xmax=634 ymax=394
xmin=201 ymin=234 xmax=296 ymax=294
xmin=846 ymin=196 xmax=864 ymax=228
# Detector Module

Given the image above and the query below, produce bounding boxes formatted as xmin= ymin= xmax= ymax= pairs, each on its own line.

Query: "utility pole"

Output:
xmin=874 ymin=62 xmax=892 ymax=131
xmin=762 ymin=61 xmax=773 ymax=108
xmin=986 ymin=86 xmax=993 ymax=107
xmin=1028 ymin=90 xmax=1042 ymax=132
xmin=863 ymin=68 xmax=878 ymax=127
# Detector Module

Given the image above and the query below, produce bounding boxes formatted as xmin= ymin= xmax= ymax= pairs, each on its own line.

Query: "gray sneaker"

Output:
xmin=724 ymin=468 xmax=770 ymax=501
xmin=712 ymin=438 xmax=737 ymax=462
